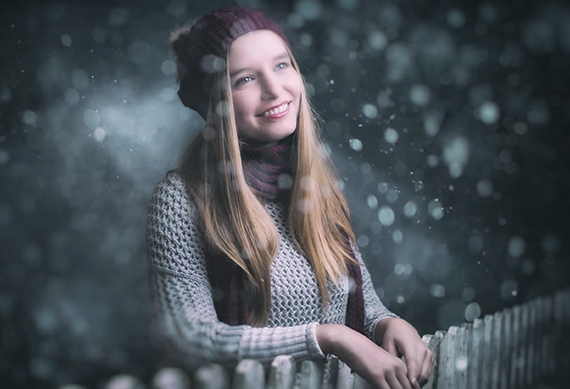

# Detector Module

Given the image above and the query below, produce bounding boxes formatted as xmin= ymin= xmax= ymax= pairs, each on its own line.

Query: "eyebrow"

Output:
xmin=229 ymin=53 xmax=290 ymax=79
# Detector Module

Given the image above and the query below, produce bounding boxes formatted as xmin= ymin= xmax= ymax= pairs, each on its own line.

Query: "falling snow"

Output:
xmin=1 ymin=0 xmax=569 ymax=387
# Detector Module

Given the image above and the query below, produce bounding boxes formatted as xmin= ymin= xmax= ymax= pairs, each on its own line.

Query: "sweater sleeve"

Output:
xmin=146 ymin=172 xmax=325 ymax=370
xmin=353 ymin=246 xmax=398 ymax=343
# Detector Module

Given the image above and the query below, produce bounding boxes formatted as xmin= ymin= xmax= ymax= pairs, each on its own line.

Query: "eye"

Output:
xmin=276 ymin=62 xmax=288 ymax=70
xmin=235 ymin=76 xmax=253 ymax=86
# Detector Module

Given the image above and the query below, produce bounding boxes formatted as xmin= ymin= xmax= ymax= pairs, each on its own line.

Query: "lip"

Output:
xmin=256 ymin=101 xmax=291 ymax=119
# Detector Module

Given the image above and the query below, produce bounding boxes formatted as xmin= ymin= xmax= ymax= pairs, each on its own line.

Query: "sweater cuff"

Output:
xmin=370 ymin=313 xmax=399 ymax=344
xmin=306 ymin=322 xmax=326 ymax=359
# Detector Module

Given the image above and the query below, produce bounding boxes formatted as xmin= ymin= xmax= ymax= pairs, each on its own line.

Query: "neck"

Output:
xmin=240 ymin=136 xmax=294 ymax=201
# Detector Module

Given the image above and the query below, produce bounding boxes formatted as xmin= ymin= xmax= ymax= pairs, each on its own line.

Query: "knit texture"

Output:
xmin=147 ymin=171 xmax=396 ymax=370
xmin=172 ymin=6 xmax=291 ymax=120
xmin=241 ymin=140 xmax=292 ymax=201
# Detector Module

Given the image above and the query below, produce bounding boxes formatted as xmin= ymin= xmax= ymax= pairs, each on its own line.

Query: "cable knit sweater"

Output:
xmin=147 ymin=171 xmax=396 ymax=370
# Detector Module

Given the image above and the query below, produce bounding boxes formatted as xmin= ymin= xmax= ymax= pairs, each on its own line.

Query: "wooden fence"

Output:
xmin=61 ymin=288 xmax=570 ymax=389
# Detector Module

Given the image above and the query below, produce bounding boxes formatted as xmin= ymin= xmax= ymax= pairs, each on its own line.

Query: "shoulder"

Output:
xmin=147 ymin=170 xmax=207 ymax=275
xmin=149 ymin=170 xmax=190 ymax=207
xmin=148 ymin=170 xmax=198 ymax=219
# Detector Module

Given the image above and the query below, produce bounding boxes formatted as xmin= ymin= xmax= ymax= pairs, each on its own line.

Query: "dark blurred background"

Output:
xmin=1 ymin=0 xmax=569 ymax=387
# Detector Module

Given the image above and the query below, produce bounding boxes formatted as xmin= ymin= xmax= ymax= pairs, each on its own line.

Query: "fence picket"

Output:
xmin=460 ymin=324 xmax=473 ymax=389
xmin=525 ymin=300 xmax=536 ymax=386
xmin=67 ymin=289 xmax=570 ymax=389
xmin=481 ymin=315 xmax=493 ymax=388
xmin=321 ymin=356 xmax=339 ymax=389
xmin=559 ymin=289 xmax=570 ymax=382
xmin=519 ymin=303 xmax=530 ymax=387
xmin=437 ymin=326 xmax=458 ymax=388
xmin=232 ymin=360 xmax=264 ymax=389
xmin=267 ymin=355 xmax=295 ymax=389
xmin=152 ymin=367 xmax=191 ymax=389
xmin=533 ymin=298 xmax=544 ymax=382
xmin=103 ymin=375 xmax=145 ymax=389
xmin=299 ymin=360 xmax=322 ymax=389
xmin=510 ymin=305 xmax=521 ymax=388
xmin=499 ymin=308 xmax=512 ymax=389
xmin=469 ymin=318 xmax=483 ymax=389
xmin=336 ymin=361 xmax=353 ymax=389
xmin=194 ymin=364 xmax=228 ymax=389
xmin=455 ymin=326 xmax=468 ymax=389
xmin=541 ymin=296 xmax=553 ymax=376
xmin=491 ymin=312 xmax=502 ymax=389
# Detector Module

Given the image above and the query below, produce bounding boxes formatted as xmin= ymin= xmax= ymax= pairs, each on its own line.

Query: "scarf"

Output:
xmin=205 ymin=139 xmax=365 ymax=334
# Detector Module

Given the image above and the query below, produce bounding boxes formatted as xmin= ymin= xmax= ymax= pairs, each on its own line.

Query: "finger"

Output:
xmin=385 ymin=370 xmax=406 ymax=389
xmin=419 ymin=350 xmax=433 ymax=385
xmin=404 ymin=352 xmax=420 ymax=386
xmin=394 ymin=366 xmax=413 ymax=389
xmin=376 ymin=378 xmax=391 ymax=389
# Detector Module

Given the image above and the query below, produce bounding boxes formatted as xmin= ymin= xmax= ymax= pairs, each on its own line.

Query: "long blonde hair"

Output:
xmin=179 ymin=47 xmax=358 ymax=326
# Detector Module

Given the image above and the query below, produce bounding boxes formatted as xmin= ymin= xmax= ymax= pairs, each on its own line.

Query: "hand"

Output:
xmin=316 ymin=324 xmax=413 ymax=389
xmin=375 ymin=318 xmax=433 ymax=388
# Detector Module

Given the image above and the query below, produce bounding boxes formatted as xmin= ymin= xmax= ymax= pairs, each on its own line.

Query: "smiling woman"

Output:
xmin=146 ymin=6 xmax=432 ymax=388
xmin=229 ymin=30 xmax=302 ymax=143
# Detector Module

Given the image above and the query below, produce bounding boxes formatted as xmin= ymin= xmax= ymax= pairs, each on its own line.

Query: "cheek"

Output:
xmin=291 ymin=75 xmax=304 ymax=99
xmin=232 ymin=94 xmax=254 ymax=117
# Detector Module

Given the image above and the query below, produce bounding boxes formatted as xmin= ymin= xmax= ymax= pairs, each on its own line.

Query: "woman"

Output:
xmin=147 ymin=6 xmax=432 ymax=389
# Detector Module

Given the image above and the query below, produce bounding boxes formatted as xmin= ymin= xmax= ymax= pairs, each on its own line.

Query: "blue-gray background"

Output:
xmin=1 ymin=0 xmax=569 ymax=387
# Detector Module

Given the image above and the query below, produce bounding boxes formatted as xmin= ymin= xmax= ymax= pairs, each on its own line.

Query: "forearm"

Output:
xmin=152 ymin=269 xmax=325 ymax=369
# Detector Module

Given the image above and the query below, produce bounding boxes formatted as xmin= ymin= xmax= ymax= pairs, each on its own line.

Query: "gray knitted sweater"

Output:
xmin=147 ymin=171 xmax=395 ymax=369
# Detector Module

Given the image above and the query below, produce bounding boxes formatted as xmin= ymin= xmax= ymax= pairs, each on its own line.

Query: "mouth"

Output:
xmin=256 ymin=101 xmax=291 ymax=118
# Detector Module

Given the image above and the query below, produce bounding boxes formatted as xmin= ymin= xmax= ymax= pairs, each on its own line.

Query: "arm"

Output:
xmin=357 ymin=250 xmax=399 ymax=342
xmin=356 ymin=247 xmax=433 ymax=387
xmin=147 ymin=172 xmax=324 ymax=369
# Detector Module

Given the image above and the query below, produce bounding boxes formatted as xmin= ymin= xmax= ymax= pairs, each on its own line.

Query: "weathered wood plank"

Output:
xmin=509 ymin=305 xmax=521 ymax=388
xmin=267 ymin=355 xmax=295 ymax=389
xmin=103 ymin=375 xmax=145 ymax=389
xmin=336 ymin=361 xmax=353 ymax=389
xmin=455 ymin=326 xmax=468 ymax=389
xmin=541 ymin=296 xmax=553 ymax=376
xmin=299 ymin=360 xmax=323 ymax=389
xmin=469 ymin=319 xmax=483 ymax=389
xmin=499 ymin=308 xmax=512 ymax=389
xmin=491 ymin=312 xmax=502 ymax=389
xmin=321 ymin=356 xmax=339 ymax=389
xmin=518 ymin=303 xmax=529 ymax=387
xmin=559 ymin=289 xmax=570 ymax=382
xmin=233 ymin=360 xmax=264 ymax=389
xmin=460 ymin=324 xmax=473 ymax=389
xmin=531 ymin=298 xmax=542 ymax=382
xmin=525 ymin=299 xmax=537 ymax=386
xmin=422 ymin=330 xmax=444 ymax=389
xmin=194 ymin=364 xmax=228 ymax=389
xmin=481 ymin=315 xmax=493 ymax=389
xmin=437 ymin=326 xmax=459 ymax=388
xmin=153 ymin=367 xmax=191 ymax=389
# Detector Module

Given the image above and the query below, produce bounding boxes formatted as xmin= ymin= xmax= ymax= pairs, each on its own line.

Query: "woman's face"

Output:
xmin=228 ymin=30 xmax=303 ymax=144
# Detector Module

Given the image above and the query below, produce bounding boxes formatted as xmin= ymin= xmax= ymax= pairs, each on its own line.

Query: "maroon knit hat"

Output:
xmin=171 ymin=6 xmax=291 ymax=120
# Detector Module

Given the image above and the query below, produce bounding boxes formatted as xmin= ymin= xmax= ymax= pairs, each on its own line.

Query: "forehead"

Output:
xmin=228 ymin=30 xmax=289 ymax=68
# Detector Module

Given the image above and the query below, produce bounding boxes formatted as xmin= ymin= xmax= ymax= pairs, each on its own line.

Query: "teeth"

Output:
xmin=261 ymin=102 xmax=288 ymax=116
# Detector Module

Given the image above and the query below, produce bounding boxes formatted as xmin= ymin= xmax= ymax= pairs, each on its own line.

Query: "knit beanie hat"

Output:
xmin=171 ymin=6 xmax=291 ymax=120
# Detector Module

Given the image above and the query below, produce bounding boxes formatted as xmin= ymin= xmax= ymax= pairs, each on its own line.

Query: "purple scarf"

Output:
xmin=205 ymin=140 xmax=365 ymax=334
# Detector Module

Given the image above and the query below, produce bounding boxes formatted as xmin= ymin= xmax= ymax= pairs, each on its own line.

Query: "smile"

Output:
xmin=257 ymin=102 xmax=290 ymax=118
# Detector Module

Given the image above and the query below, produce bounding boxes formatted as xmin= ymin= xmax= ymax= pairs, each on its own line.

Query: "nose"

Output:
xmin=260 ymin=73 xmax=280 ymax=101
